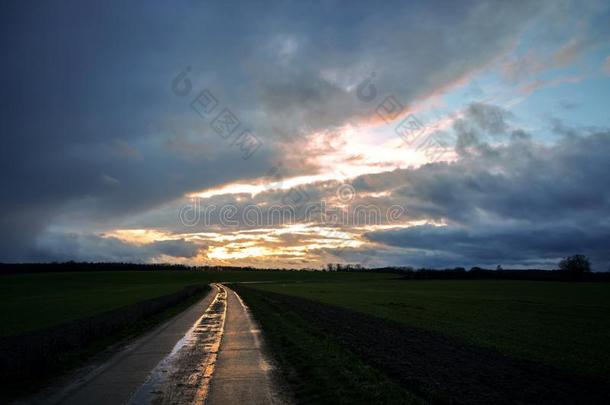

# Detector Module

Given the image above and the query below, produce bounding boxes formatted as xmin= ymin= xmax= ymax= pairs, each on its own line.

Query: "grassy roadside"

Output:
xmin=248 ymin=279 xmax=610 ymax=380
xmin=236 ymin=285 xmax=610 ymax=405
xmin=234 ymin=285 xmax=422 ymax=405
xmin=1 ymin=285 xmax=210 ymax=403
xmin=0 ymin=270 xmax=395 ymax=337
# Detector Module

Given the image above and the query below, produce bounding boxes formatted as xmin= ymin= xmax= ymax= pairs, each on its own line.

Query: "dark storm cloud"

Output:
xmin=452 ymin=102 xmax=515 ymax=156
xmin=364 ymin=126 xmax=610 ymax=269
xmin=0 ymin=0 xmax=586 ymax=262
xmin=251 ymin=0 xmax=548 ymax=138
xmin=36 ymin=233 xmax=200 ymax=263
xmin=0 ymin=1 xmax=273 ymax=260
xmin=366 ymin=223 xmax=610 ymax=264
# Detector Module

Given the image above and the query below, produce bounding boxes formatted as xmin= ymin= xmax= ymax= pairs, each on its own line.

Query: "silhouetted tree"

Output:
xmin=559 ymin=255 xmax=591 ymax=274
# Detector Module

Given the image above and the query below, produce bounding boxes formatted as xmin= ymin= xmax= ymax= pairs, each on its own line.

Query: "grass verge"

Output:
xmin=248 ymin=279 xmax=610 ymax=379
xmin=0 ymin=270 xmax=395 ymax=337
xmin=234 ymin=285 xmax=422 ymax=405
xmin=0 ymin=285 xmax=210 ymax=403
xmin=236 ymin=285 xmax=610 ymax=405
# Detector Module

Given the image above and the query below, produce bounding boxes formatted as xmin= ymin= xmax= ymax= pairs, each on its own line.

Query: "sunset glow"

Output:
xmin=5 ymin=0 xmax=609 ymax=270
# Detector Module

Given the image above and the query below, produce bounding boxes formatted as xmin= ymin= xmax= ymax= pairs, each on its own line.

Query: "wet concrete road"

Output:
xmin=33 ymin=284 xmax=286 ymax=405
xmin=128 ymin=284 xmax=228 ymax=404
xmin=33 ymin=287 xmax=217 ymax=405
xmin=205 ymin=287 xmax=285 ymax=405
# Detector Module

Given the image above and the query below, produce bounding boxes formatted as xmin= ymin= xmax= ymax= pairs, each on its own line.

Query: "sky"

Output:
xmin=1 ymin=0 xmax=610 ymax=270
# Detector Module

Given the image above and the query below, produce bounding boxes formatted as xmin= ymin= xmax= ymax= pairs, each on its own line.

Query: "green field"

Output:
xmin=3 ymin=269 xmax=610 ymax=401
xmin=0 ymin=270 xmax=393 ymax=337
xmin=235 ymin=285 xmax=423 ymax=404
xmin=246 ymin=278 xmax=610 ymax=380
xmin=3 ymin=271 xmax=610 ymax=380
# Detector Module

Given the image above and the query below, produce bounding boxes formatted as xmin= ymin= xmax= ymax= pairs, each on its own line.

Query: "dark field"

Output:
xmin=2 ymin=270 xmax=610 ymax=404
xmin=0 ymin=270 xmax=393 ymax=337
xmin=246 ymin=279 xmax=610 ymax=380
xmin=236 ymin=285 xmax=609 ymax=404
xmin=234 ymin=285 xmax=423 ymax=405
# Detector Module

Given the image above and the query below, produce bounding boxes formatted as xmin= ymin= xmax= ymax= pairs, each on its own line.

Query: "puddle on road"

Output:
xmin=128 ymin=284 xmax=227 ymax=405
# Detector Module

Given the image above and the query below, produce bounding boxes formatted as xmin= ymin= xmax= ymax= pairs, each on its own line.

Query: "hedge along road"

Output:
xmin=37 ymin=284 xmax=288 ymax=405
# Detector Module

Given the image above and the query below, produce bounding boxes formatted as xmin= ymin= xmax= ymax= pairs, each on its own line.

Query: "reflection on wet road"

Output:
xmin=42 ymin=283 xmax=286 ymax=405
xmin=129 ymin=284 xmax=227 ymax=405
xmin=205 ymin=286 xmax=286 ymax=405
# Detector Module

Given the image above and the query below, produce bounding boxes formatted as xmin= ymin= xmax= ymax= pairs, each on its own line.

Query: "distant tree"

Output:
xmin=559 ymin=255 xmax=591 ymax=274
xmin=496 ymin=265 xmax=503 ymax=271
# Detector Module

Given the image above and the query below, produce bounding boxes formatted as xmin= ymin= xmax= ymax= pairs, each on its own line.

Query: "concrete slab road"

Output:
xmin=34 ymin=287 xmax=217 ymax=405
xmin=30 ymin=284 xmax=288 ymax=405
xmin=205 ymin=285 xmax=287 ymax=405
